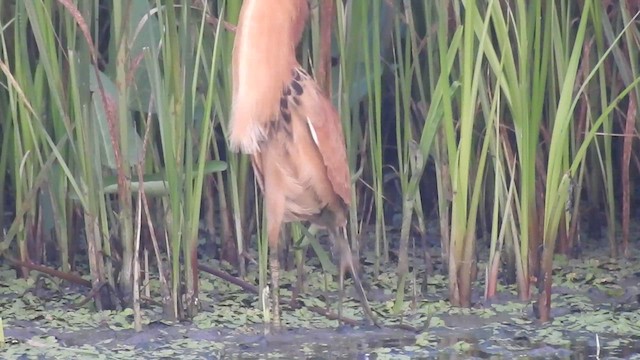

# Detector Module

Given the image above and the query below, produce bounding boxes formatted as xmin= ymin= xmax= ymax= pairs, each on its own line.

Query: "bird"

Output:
xmin=228 ymin=0 xmax=377 ymax=329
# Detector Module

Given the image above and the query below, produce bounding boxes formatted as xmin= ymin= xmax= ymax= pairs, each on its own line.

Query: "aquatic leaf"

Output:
xmin=415 ymin=331 xmax=437 ymax=347
xmin=451 ymin=340 xmax=472 ymax=352
xmin=512 ymin=317 xmax=532 ymax=325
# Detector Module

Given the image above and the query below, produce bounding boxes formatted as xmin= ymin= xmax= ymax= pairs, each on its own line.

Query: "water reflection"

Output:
xmin=228 ymin=329 xmax=640 ymax=359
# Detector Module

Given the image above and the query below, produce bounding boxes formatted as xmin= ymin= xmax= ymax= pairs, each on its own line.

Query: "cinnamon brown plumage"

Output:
xmin=229 ymin=0 xmax=309 ymax=154
xmin=251 ymin=68 xmax=350 ymax=223
xmin=229 ymin=0 xmax=376 ymax=329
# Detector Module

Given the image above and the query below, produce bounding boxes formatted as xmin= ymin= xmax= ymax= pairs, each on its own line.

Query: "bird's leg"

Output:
xmin=265 ymin=193 xmax=287 ymax=333
xmin=330 ymin=228 xmax=379 ymax=327
xmin=269 ymin=236 xmax=281 ymax=331
xmin=337 ymin=245 xmax=345 ymax=323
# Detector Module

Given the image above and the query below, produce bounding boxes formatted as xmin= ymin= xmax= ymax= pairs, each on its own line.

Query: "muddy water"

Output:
xmin=2 ymin=246 xmax=640 ymax=359
xmin=3 ymin=318 xmax=640 ymax=359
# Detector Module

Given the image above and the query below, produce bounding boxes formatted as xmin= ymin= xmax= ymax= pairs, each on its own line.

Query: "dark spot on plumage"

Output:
xmin=282 ymin=120 xmax=293 ymax=138
xmin=283 ymin=87 xmax=291 ymax=97
xmin=268 ymin=109 xmax=292 ymax=138
xmin=268 ymin=118 xmax=280 ymax=134
xmin=281 ymin=109 xmax=291 ymax=124
xmin=280 ymin=97 xmax=288 ymax=111
xmin=292 ymin=96 xmax=301 ymax=106
xmin=291 ymin=80 xmax=303 ymax=96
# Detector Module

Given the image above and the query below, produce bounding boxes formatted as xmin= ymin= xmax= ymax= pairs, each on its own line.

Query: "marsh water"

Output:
xmin=2 ymin=243 xmax=640 ymax=359
xmin=2 ymin=303 xmax=639 ymax=359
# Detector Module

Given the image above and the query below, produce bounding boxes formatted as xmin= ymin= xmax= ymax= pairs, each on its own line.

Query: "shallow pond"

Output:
xmin=1 ymin=246 xmax=639 ymax=359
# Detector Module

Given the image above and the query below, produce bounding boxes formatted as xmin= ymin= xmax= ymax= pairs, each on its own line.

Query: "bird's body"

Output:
xmin=251 ymin=67 xmax=350 ymax=225
xmin=229 ymin=0 xmax=375 ymax=329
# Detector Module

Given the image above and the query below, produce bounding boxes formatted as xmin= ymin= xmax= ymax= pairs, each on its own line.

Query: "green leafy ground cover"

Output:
xmin=1 ymin=244 xmax=639 ymax=359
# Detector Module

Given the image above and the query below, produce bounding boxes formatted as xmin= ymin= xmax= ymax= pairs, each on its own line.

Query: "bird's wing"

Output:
xmin=291 ymin=68 xmax=351 ymax=207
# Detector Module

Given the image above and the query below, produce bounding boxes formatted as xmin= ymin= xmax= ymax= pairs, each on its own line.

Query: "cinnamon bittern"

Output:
xmin=228 ymin=0 xmax=376 ymax=329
